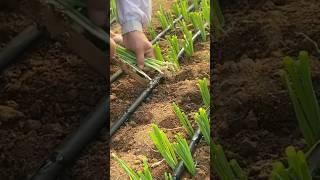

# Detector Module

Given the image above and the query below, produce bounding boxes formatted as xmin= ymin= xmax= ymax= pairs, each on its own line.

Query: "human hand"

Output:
xmin=123 ymin=31 xmax=154 ymax=69
xmin=110 ymin=37 xmax=118 ymax=60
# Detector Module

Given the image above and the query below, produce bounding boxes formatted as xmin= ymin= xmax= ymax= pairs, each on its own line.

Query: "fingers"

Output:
xmin=136 ymin=48 xmax=145 ymax=69
xmin=110 ymin=38 xmax=116 ymax=59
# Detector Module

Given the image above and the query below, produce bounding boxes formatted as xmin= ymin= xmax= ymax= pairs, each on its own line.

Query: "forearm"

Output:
xmin=116 ymin=0 xmax=152 ymax=34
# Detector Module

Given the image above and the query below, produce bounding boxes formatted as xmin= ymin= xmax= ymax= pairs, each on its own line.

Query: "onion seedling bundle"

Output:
xmin=211 ymin=144 xmax=247 ymax=180
xmin=281 ymin=51 xmax=320 ymax=147
xmin=112 ymin=154 xmax=153 ymax=180
xmin=116 ymin=46 xmax=169 ymax=80
xmin=198 ymin=78 xmax=210 ymax=109
xmin=270 ymin=146 xmax=312 ymax=180
xmin=172 ymin=102 xmax=194 ymax=137
xmin=172 ymin=0 xmax=181 ymax=17
xmin=174 ymin=134 xmax=197 ymax=176
xmin=149 ymin=124 xmax=178 ymax=170
xmin=194 ymin=108 xmax=210 ymax=144
xmin=190 ymin=12 xmax=207 ymax=41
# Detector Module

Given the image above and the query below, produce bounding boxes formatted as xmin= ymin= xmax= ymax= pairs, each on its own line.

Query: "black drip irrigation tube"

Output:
xmin=110 ymin=75 xmax=162 ymax=136
xmin=30 ymin=98 xmax=108 ymax=180
xmin=307 ymin=142 xmax=320 ymax=178
xmin=0 ymin=25 xmax=42 ymax=72
xmin=110 ymin=26 xmax=202 ymax=136
xmin=109 ymin=4 xmax=195 ymax=83
xmin=173 ymin=128 xmax=202 ymax=179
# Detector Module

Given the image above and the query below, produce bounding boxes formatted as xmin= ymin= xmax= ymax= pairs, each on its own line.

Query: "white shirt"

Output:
xmin=116 ymin=0 xmax=152 ymax=34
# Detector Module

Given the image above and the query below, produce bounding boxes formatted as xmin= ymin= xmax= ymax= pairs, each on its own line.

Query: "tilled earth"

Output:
xmin=0 ymin=3 xmax=107 ymax=180
xmin=213 ymin=0 xmax=320 ymax=179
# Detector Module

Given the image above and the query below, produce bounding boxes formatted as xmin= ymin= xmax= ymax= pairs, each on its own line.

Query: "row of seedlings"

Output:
xmin=112 ymin=78 xmax=210 ymax=179
xmin=110 ymin=0 xmax=201 ymax=136
xmin=111 ymin=0 xmax=213 ymax=178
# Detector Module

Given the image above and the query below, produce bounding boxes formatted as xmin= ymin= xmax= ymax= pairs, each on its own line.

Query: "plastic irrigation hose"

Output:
xmin=110 ymin=74 xmax=163 ymax=136
xmin=0 ymin=25 xmax=42 ymax=72
xmin=173 ymin=128 xmax=202 ymax=179
xmin=307 ymin=142 xmax=320 ymax=177
xmin=30 ymin=98 xmax=108 ymax=180
xmin=110 ymin=3 xmax=196 ymax=83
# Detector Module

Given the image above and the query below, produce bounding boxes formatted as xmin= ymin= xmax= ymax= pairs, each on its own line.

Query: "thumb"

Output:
xmin=136 ymin=49 xmax=145 ymax=69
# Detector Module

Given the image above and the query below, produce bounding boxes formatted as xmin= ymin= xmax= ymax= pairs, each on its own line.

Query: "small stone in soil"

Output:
xmin=0 ymin=105 xmax=24 ymax=121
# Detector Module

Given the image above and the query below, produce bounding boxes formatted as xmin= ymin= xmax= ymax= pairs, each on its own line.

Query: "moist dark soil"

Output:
xmin=0 ymin=4 xmax=107 ymax=180
xmin=213 ymin=0 xmax=320 ymax=179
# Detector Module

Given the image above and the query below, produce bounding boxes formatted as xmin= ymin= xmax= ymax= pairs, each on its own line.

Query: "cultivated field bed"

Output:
xmin=213 ymin=0 xmax=320 ymax=179
xmin=0 ymin=2 xmax=107 ymax=179
xmin=110 ymin=0 xmax=210 ymax=179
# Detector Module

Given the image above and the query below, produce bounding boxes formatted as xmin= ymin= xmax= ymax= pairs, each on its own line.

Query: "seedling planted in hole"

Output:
xmin=172 ymin=102 xmax=194 ymax=137
xmin=148 ymin=25 xmax=157 ymax=40
xmin=150 ymin=124 xmax=178 ymax=170
xmin=198 ymin=78 xmax=210 ymax=109
xmin=174 ymin=134 xmax=197 ymax=176
xmin=270 ymin=146 xmax=312 ymax=180
xmin=281 ymin=51 xmax=320 ymax=147
xmin=180 ymin=0 xmax=190 ymax=23
xmin=194 ymin=108 xmax=210 ymax=144
xmin=190 ymin=12 xmax=207 ymax=41
xmin=157 ymin=6 xmax=173 ymax=30
xmin=112 ymin=154 xmax=153 ymax=180
xmin=201 ymin=0 xmax=210 ymax=24
xmin=183 ymin=30 xmax=194 ymax=57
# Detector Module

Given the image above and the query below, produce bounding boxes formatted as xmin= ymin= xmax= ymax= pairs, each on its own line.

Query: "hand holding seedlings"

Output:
xmin=123 ymin=31 xmax=154 ymax=69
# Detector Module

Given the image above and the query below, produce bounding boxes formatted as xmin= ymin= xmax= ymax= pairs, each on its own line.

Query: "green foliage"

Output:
xmin=211 ymin=144 xmax=247 ymax=180
xmin=194 ymin=108 xmax=210 ymax=144
xmin=153 ymin=43 xmax=164 ymax=62
xmin=150 ymin=124 xmax=178 ymax=170
xmin=281 ymin=51 xmax=320 ymax=147
xmin=270 ymin=146 xmax=312 ymax=180
xmin=172 ymin=103 xmax=194 ymax=137
xmin=198 ymin=78 xmax=210 ymax=108
xmin=164 ymin=172 xmax=173 ymax=180
xmin=112 ymin=154 xmax=153 ymax=180
xmin=174 ymin=134 xmax=197 ymax=176
xmin=190 ymin=12 xmax=207 ymax=41
xmin=212 ymin=0 xmax=224 ymax=37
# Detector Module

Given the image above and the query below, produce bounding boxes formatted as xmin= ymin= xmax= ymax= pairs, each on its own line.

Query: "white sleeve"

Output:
xmin=116 ymin=0 xmax=152 ymax=34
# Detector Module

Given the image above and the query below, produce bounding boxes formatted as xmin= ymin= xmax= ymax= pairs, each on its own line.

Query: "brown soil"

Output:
xmin=213 ymin=0 xmax=320 ymax=179
xmin=110 ymin=0 xmax=210 ymax=179
xmin=0 ymin=3 xmax=106 ymax=180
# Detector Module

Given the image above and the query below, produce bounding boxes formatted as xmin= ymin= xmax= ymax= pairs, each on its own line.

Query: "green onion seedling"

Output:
xmin=270 ymin=146 xmax=312 ymax=180
xmin=190 ymin=12 xmax=207 ymax=41
xmin=174 ymin=134 xmax=197 ymax=176
xmin=150 ymin=124 xmax=178 ymax=170
xmin=198 ymin=78 xmax=210 ymax=109
xmin=172 ymin=102 xmax=194 ymax=137
xmin=153 ymin=43 xmax=164 ymax=62
xmin=180 ymin=0 xmax=190 ymax=23
xmin=211 ymin=144 xmax=247 ymax=180
xmin=183 ymin=30 xmax=194 ymax=57
xmin=194 ymin=108 xmax=210 ymax=144
xmin=148 ymin=25 xmax=157 ymax=40
xmin=112 ymin=154 xmax=154 ymax=180
xmin=281 ymin=51 xmax=320 ymax=147
xmin=201 ymin=0 xmax=210 ymax=24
